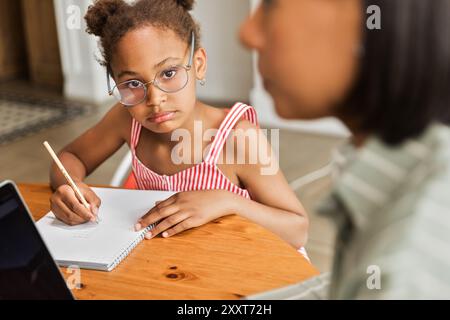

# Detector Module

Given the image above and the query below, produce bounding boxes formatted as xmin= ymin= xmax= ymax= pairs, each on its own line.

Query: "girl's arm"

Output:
xmin=137 ymin=120 xmax=309 ymax=249
xmin=49 ymin=103 xmax=130 ymax=225
xmin=50 ymin=103 xmax=129 ymax=189
xmin=229 ymin=170 xmax=309 ymax=250
xmin=223 ymin=120 xmax=309 ymax=249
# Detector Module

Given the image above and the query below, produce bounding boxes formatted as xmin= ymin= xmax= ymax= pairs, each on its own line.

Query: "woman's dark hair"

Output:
xmin=341 ymin=0 xmax=450 ymax=145
xmin=84 ymin=0 xmax=200 ymax=71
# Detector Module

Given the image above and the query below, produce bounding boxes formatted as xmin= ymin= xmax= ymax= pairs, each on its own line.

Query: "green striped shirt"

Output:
xmin=249 ymin=123 xmax=450 ymax=299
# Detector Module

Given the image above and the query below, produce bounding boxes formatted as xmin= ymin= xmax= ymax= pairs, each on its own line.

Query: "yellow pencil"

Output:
xmin=43 ymin=141 xmax=99 ymax=224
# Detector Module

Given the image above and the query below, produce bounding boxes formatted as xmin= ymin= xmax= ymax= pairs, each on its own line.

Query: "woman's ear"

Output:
xmin=194 ymin=47 xmax=207 ymax=80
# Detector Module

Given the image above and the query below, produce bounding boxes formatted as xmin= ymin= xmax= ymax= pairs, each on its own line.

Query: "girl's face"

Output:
xmin=111 ymin=26 xmax=206 ymax=133
xmin=239 ymin=0 xmax=362 ymax=120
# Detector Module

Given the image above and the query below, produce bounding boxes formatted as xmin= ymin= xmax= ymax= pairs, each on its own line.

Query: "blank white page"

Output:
xmin=36 ymin=188 xmax=175 ymax=271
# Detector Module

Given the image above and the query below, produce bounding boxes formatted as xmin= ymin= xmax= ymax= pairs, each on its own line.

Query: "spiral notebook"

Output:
xmin=36 ymin=187 xmax=175 ymax=272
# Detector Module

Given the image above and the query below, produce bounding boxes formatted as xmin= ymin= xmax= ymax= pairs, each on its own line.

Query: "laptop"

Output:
xmin=0 ymin=180 xmax=74 ymax=300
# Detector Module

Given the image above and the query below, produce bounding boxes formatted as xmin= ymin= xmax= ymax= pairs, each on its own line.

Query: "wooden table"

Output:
xmin=19 ymin=183 xmax=319 ymax=300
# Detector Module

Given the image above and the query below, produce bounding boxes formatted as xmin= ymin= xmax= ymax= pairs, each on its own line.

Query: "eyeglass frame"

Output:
xmin=106 ymin=31 xmax=196 ymax=107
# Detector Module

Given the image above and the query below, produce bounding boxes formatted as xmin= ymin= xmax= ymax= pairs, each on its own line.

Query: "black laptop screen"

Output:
xmin=0 ymin=182 xmax=73 ymax=300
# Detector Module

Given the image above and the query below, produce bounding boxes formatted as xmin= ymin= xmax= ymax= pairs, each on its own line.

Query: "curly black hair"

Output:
xmin=85 ymin=0 xmax=201 ymax=70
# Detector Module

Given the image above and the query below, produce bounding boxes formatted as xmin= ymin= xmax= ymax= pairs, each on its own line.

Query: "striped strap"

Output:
xmin=205 ymin=103 xmax=258 ymax=165
xmin=130 ymin=118 xmax=142 ymax=150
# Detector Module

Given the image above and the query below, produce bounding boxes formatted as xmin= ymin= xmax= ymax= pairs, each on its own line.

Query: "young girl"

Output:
xmin=49 ymin=0 xmax=309 ymax=249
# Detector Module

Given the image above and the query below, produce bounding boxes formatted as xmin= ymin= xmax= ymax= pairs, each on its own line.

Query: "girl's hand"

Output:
xmin=135 ymin=190 xmax=236 ymax=239
xmin=50 ymin=182 xmax=101 ymax=226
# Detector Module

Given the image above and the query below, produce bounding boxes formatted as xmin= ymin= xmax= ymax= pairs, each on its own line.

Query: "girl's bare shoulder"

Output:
xmin=98 ymin=103 xmax=133 ymax=144
xmin=204 ymin=104 xmax=229 ymax=122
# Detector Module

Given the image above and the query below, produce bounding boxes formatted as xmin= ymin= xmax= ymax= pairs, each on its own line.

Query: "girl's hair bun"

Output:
xmin=176 ymin=0 xmax=195 ymax=11
xmin=85 ymin=0 xmax=127 ymax=37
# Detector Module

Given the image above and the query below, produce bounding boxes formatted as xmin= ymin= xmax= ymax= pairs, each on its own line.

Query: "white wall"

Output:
xmin=192 ymin=0 xmax=253 ymax=103
xmin=55 ymin=0 xmax=253 ymax=106
xmin=54 ymin=0 xmax=112 ymax=105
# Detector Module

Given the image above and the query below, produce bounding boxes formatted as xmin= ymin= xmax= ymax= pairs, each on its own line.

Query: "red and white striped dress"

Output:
xmin=128 ymin=102 xmax=310 ymax=259
xmin=129 ymin=102 xmax=258 ymax=198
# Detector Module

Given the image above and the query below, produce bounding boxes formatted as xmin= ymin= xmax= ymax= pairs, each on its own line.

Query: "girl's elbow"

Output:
xmin=293 ymin=214 xmax=309 ymax=249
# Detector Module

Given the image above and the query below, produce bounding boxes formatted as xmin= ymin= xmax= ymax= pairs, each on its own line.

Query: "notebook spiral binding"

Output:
xmin=110 ymin=223 xmax=156 ymax=270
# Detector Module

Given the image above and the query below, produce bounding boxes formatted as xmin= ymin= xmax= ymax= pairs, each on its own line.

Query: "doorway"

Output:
xmin=0 ymin=0 xmax=63 ymax=92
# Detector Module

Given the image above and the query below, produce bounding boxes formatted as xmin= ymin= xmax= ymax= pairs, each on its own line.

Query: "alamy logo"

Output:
xmin=66 ymin=265 xmax=82 ymax=290
xmin=66 ymin=5 xmax=81 ymax=30
xmin=366 ymin=265 xmax=381 ymax=290
xmin=170 ymin=121 xmax=280 ymax=176
xmin=367 ymin=5 xmax=381 ymax=30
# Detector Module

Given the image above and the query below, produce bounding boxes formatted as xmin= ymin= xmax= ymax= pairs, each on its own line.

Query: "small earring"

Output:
xmin=199 ymin=78 xmax=206 ymax=86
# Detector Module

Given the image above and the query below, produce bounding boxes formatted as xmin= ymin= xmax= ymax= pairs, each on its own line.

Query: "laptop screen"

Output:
xmin=0 ymin=182 xmax=74 ymax=300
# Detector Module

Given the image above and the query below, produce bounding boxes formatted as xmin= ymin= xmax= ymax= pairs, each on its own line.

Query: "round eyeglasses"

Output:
xmin=106 ymin=32 xmax=195 ymax=107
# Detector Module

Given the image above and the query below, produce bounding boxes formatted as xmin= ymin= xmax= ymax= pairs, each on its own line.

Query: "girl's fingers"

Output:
xmin=61 ymin=191 xmax=95 ymax=222
xmin=153 ymin=194 xmax=178 ymax=209
xmin=73 ymin=201 xmax=97 ymax=222
xmin=162 ymin=219 xmax=195 ymax=238
xmin=50 ymin=198 xmax=71 ymax=225
xmin=83 ymin=188 xmax=101 ymax=215
xmin=52 ymin=198 xmax=87 ymax=226
xmin=138 ymin=204 xmax=180 ymax=230
xmin=137 ymin=198 xmax=180 ymax=229
xmin=144 ymin=212 xmax=189 ymax=239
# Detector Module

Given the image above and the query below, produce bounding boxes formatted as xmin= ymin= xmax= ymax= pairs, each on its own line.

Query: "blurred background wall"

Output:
xmin=0 ymin=0 xmax=63 ymax=90
xmin=51 ymin=0 xmax=254 ymax=106
xmin=192 ymin=0 xmax=253 ymax=104
xmin=0 ymin=0 xmax=350 ymax=138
